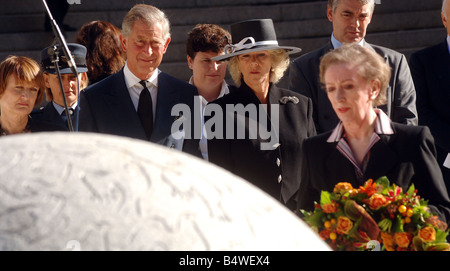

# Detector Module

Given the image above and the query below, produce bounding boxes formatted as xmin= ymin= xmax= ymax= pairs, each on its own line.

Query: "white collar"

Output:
xmin=331 ymin=33 xmax=365 ymax=49
xmin=189 ymin=76 xmax=229 ymax=103
xmin=123 ymin=61 xmax=159 ymax=89
xmin=52 ymin=101 xmax=77 ymax=115
xmin=327 ymin=109 xmax=394 ymax=143
xmin=446 ymin=36 xmax=450 ymax=55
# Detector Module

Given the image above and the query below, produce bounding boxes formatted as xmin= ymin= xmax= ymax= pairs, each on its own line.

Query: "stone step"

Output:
xmin=0 ymin=0 xmax=312 ymax=15
xmin=2 ymin=1 xmax=442 ymax=34
xmin=1 ymin=2 xmax=328 ymax=33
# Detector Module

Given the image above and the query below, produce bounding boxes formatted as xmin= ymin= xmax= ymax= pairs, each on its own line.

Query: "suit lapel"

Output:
xmin=103 ymin=70 xmax=147 ymax=139
xmin=364 ymin=133 xmax=399 ymax=180
xmin=436 ymin=41 xmax=450 ymax=101
xmin=43 ymin=103 xmax=66 ymax=125
xmin=152 ymin=72 xmax=181 ymax=142
xmin=324 ymin=145 xmax=360 ymax=186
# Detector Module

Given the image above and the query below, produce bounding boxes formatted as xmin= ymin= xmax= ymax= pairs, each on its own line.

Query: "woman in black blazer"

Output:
xmin=207 ymin=19 xmax=316 ymax=210
xmin=296 ymin=44 xmax=450 ymax=224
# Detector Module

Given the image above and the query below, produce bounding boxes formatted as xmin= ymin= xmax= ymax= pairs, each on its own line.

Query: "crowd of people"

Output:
xmin=0 ymin=0 xmax=449 ymax=228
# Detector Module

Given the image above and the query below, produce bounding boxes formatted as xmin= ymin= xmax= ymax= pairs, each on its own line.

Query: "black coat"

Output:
xmin=30 ymin=102 xmax=74 ymax=131
xmin=78 ymin=69 xmax=201 ymax=157
xmin=207 ymin=82 xmax=316 ymax=209
xmin=409 ymin=39 xmax=450 ymax=195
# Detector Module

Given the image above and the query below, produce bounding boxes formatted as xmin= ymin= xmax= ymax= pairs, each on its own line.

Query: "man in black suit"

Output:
xmin=31 ymin=43 xmax=89 ymax=131
xmin=409 ymin=0 xmax=450 ymax=195
xmin=79 ymin=4 xmax=200 ymax=157
xmin=289 ymin=0 xmax=418 ymax=134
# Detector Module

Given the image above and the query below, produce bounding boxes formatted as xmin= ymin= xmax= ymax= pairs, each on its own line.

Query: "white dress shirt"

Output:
xmin=123 ymin=62 xmax=158 ymax=123
xmin=444 ymin=154 xmax=450 ymax=169
xmin=331 ymin=33 xmax=365 ymax=49
xmin=53 ymin=101 xmax=77 ymax=115
xmin=189 ymin=76 xmax=229 ymax=160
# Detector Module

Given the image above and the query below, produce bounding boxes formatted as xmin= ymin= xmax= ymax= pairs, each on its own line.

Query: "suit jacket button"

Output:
xmin=278 ymin=175 xmax=282 ymax=183
xmin=276 ymin=158 xmax=281 ymax=167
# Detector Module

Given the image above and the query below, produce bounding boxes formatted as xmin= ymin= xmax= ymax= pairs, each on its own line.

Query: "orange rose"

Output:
xmin=333 ymin=182 xmax=353 ymax=194
xmin=321 ymin=203 xmax=338 ymax=213
xmin=394 ymin=232 xmax=412 ymax=248
xmin=418 ymin=226 xmax=436 ymax=243
xmin=336 ymin=216 xmax=353 ymax=234
xmin=380 ymin=232 xmax=395 ymax=251
xmin=367 ymin=193 xmax=388 ymax=210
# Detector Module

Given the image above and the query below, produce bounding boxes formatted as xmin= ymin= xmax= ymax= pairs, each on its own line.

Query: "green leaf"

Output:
xmin=392 ymin=215 xmax=404 ymax=233
xmin=374 ymin=176 xmax=390 ymax=193
xmin=306 ymin=211 xmax=326 ymax=228
xmin=434 ymin=229 xmax=449 ymax=243
xmin=377 ymin=218 xmax=393 ymax=232
xmin=406 ymin=183 xmax=415 ymax=195
xmin=320 ymin=191 xmax=332 ymax=205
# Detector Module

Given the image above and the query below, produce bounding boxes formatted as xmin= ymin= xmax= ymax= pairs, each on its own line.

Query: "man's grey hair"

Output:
xmin=443 ymin=0 xmax=449 ymax=18
xmin=328 ymin=0 xmax=376 ymax=13
xmin=122 ymin=4 xmax=171 ymax=42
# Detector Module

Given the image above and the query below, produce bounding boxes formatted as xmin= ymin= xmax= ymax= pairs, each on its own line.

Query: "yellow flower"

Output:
xmin=333 ymin=182 xmax=353 ymax=194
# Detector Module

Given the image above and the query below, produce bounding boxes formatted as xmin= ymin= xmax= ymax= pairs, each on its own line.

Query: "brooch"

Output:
xmin=279 ymin=96 xmax=299 ymax=104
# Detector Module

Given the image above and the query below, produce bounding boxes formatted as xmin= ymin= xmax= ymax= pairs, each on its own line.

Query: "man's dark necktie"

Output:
xmin=137 ymin=80 xmax=153 ymax=140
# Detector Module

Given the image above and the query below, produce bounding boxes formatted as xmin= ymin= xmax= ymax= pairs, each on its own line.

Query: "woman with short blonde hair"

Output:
xmin=207 ymin=19 xmax=316 ymax=211
xmin=0 ymin=55 xmax=46 ymax=135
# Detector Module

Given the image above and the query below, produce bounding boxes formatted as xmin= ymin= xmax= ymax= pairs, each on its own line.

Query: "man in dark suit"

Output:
xmin=31 ymin=43 xmax=89 ymax=132
xmin=79 ymin=4 xmax=200 ymax=156
xmin=409 ymin=0 xmax=450 ymax=196
xmin=289 ymin=0 xmax=417 ymax=134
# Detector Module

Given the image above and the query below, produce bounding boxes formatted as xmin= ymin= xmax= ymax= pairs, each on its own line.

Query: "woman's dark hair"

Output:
xmin=186 ymin=24 xmax=231 ymax=59
xmin=75 ymin=20 xmax=126 ymax=84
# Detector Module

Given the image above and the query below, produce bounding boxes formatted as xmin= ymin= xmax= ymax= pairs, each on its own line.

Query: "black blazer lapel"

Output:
xmin=324 ymin=146 xmax=359 ymax=187
xmin=103 ymin=70 xmax=147 ymax=139
xmin=151 ymin=72 xmax=182 ymax=143
xmin=364 ymin=133 xmax=399 ymax=181
xmin=436 ymin=41 xmax=450 ymax=101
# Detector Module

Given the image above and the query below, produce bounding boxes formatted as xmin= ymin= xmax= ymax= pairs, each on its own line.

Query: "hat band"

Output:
xmin=224 ymin=37 xmax=278 ymax=55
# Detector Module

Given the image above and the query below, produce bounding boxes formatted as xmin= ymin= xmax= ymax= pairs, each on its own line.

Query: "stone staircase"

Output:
xmin=0 ymin=0 xmax=446 ymax=88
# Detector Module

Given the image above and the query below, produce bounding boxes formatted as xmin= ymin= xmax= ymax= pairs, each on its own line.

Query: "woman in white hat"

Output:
xmin=206 ymin=19 xmax=316 ymax=211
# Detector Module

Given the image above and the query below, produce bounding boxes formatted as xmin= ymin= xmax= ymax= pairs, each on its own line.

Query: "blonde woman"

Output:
xmin=0 ymin=55 xmax=51 ymax=135
xmin=207 ymin=19 xmax=316 ymax=210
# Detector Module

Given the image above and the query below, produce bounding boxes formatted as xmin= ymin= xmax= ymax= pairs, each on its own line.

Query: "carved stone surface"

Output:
xmin=0 ymin=132 xmax=329 ymax=251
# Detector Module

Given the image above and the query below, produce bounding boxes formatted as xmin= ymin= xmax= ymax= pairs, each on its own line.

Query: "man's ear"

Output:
xmin=162 ymin=37 xmax=171 ymax=54
xmin=442 ymin=12 xmax=448 ymax=29
xmin=327 ymin=5 xmax=334 ymax=22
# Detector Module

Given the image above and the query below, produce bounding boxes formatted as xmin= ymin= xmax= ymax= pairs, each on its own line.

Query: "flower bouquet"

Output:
xmin=300 ymin=177 xmax=449 ymax=251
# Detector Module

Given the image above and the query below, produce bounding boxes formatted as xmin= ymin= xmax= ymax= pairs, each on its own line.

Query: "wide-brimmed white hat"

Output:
xmin=212 ymin=19 xmax=301 ymax=61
